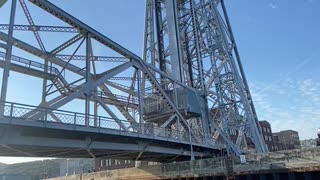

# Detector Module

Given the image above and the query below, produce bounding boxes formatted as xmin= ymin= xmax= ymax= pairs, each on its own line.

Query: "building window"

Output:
xmin=229 ymin=129 xmax=236 ymax=135
xmin=265 ymin=135 xmax=268 ymax=141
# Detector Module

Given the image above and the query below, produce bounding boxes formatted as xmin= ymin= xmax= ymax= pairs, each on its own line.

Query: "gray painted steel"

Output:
xmin=0 ymin=0 xmax=267 ymax=161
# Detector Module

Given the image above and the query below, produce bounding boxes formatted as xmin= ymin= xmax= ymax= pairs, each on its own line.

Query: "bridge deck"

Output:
xmin=0 ymin=102 xmax=224 ymax=162
xmin=0 ymin=52 xmax=225 ymax=161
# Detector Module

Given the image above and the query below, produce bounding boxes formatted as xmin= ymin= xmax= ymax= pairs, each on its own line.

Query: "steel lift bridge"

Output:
xmin=0 ymin=0 xmax=267 ymax=162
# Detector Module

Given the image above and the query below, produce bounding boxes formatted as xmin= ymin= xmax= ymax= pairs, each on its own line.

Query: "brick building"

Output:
xmin=246 ymin=120 xmax=289 ymax=152
xmin=213 ymin=119 xmax=279 ymax=152
xmin=272 ymin=134 xmax=286 ymax=151
xmin=259 ymin=120 xmax=276 ymax=151
xmin=273 ymin=130 xmax=301 ymax=150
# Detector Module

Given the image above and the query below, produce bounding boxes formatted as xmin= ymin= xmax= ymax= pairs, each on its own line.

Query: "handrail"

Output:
xmin=0 ymin=51 xmax=60 ymax=76
xmin=0 ymin=101 xmax=206 ymax=144
xmin=93 ymin=90 xmax=139 ymax=104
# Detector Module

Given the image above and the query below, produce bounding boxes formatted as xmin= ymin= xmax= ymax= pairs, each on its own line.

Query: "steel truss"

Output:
xmin=0 ymin=0 xmax=267 ymax=159
xmin=143 ymin=0 xmax=267 ymax=154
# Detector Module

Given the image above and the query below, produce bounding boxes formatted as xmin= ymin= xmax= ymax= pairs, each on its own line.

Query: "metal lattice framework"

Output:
xmin=0 ymin=0 xmax=267 ymax=159
xmin=142 ymin=0 xmax=268 ymax=154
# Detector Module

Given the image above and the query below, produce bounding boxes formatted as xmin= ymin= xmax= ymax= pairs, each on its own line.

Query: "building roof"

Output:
xmin=273 ymin=129 xmax=299 ymax=134
xmin=259 ymin=120 xmax=271 ymax=126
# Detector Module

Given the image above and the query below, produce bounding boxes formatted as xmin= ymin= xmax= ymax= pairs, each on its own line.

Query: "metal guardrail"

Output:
xmin=0 ymin=52 xmax=175 ymax=97
xmin=0 ymin=51 xmax=60 ymax=76
xmin=92 ymin=90 xmax=139 ymax=104
xmin=0 ymin=101 xmax=210 ymax=145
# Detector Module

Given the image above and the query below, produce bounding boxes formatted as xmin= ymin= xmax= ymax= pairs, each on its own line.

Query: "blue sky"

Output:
xmin=0 ymin=0 xmax=320 ymax=163
xmin=225 ymin=0 xmax=320 ymax=141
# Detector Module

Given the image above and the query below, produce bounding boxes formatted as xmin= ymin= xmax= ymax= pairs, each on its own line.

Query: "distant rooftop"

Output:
xmin=275 ymin=130 xmax=299 ymax=134
xmin=259 ymin=120 xmax=270 ymax=125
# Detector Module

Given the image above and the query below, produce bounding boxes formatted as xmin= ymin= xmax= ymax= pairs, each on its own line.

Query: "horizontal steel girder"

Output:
xmin=0 ymin=116 xmax=220 ymax=161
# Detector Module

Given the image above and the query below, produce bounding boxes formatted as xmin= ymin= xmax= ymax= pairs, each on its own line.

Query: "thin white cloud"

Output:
xmin=268 ymin=3 xmax=279 ymax=9
xmin=250 ymin=78 xmax=320 ymax=140
xmin=298 ymin=79 xmax=320 ymax=101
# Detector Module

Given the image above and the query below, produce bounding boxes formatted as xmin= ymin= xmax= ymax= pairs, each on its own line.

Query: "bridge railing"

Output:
xmin=0 ymin=52 xmax=61 ymax=76
xmin=0 ymin=101 xmax=208 ymax=145
xmin=92 ymin=90 xmax=139 ymax=105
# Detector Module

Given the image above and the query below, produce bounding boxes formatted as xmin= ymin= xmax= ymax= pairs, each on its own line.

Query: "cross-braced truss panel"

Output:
xmin=0 ymin=0 xmax=267 ymax=159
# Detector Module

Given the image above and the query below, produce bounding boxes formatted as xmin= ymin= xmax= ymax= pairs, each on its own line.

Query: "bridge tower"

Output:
xmin=142 ymin=0 xmax=268 ymax=154
xmin=0 ymin=0 xmax=267 ymax=160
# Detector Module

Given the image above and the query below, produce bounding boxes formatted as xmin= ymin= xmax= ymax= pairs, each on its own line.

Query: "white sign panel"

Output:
xmin=240 ymin=155 xmax=246 ymax=164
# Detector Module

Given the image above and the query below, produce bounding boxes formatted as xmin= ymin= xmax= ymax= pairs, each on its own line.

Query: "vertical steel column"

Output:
xmin=137 ymin=69 xmax=144 ymax=133
xmin=212 ymin=1 xmax=266 ymax=153
xmin=190 ymin=0 xmax=204 ymax=90
xmin=190 ymin=0 xmax=211 ymax=142
xmin=85 ymin=33 xmax=91 ymax=126
xmin=173 ymin=83 xmax=180 ymax=131
xmin=0 ymin=0 xmax=17 ymax=116
xmin=42 ymin=59 xmax=48 ymax=103
xmin=188 ymin=125 xmax=195 ymax=160
xmin=155 ymin=0 xmax=166 ymax=82
xmin=94 ymin=102 xmax=98 ymax=127
xmin=1 ymin=0 xmax=16 ymax=89
xmin=41 ymin=59 xmax=48 ymax=121
xmin=220 ymin=0 xmax=266 ymax=152
xmin=149 ymin=0 xmax=156 ymax=68
xmin=165 ymin=0 xmax=184 ymax=83
xmin=88 ymin=37 xmax=97 ymax=127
